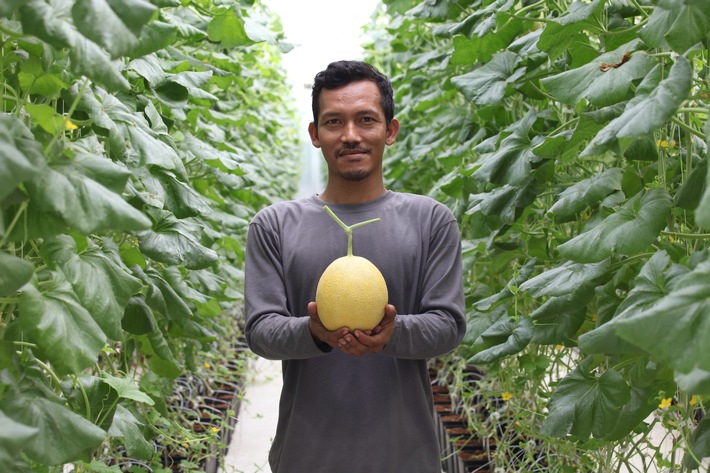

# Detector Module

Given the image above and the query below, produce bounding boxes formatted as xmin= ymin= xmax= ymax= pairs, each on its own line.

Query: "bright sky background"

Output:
xmin=262 ymin=0 xmax=381 ymax=196
xmin=263 ymin=0 xmax=381 ymax=114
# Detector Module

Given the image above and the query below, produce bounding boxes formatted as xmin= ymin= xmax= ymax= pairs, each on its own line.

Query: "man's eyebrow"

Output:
xmin=320 ymin=109 xmax=381 ymax=118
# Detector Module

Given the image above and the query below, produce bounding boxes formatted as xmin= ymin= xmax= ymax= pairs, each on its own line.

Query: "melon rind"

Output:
xmin=315 ymin=255 xmax=388 ymax=331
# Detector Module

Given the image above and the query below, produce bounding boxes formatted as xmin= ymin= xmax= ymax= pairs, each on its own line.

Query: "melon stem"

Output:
xmin=323 ymin=205 xmax=380 ymax=256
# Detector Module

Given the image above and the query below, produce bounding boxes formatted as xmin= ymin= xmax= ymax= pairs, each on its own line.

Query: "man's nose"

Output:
xmin=342 ymin=121 xmax=360 ymax=142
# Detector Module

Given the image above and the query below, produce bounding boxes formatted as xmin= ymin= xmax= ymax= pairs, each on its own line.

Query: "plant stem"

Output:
xmin=323 ymin=205 xmax=381 ymax=256
xmin=71 ymin=374 xmax=92 ymax=420
xmin=0 ymin=200 xmax=28 ymax=248
xmin=34 ymin=358 xmax=63 ymax=389
xmin=671 ymin=116 xmax=706 ymax=141
xmin=662 ymin=230 xmax=710 ymax=239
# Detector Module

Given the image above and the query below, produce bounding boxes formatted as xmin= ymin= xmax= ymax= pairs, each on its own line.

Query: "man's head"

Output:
xmin=311 ymin=60 xmax=394 ymax=128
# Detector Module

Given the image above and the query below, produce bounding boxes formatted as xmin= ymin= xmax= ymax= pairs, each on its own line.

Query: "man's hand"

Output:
xmin=308 ymin=302 xmax=350 ymax=349
xmin=337 ymin=304 xmax=397 ymax=356
xmin=308 ymin=302 xmax=397 ymax=356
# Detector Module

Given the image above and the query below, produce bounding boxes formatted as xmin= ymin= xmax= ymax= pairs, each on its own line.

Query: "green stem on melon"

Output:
xmin=323 ymin=205 xmax=380 ymax=256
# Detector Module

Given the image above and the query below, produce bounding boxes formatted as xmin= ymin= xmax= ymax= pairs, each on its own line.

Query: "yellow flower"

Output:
xmin=210 ymin=426 xmax=220 ymax=433
xmin=555 ymin=344 xmax=564 ymax=350
xmin=659 ymin=397 xmax=673 ymax=409
xmin=204 ymin=361 xmax=211 ymax=369
xmin=657 ymin=139 xmax=669 ymax=148
xmin=690 ymin=395 xmax=698 ymax=406
xmin=502 ymin=391 xmax=513 ymax=401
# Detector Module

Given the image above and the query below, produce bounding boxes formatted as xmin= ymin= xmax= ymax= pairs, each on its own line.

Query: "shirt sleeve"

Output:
xmin=382 ymin=217 xmax=467 ymax=359
xmin=244 ymin=217 xmax=330 ymax=360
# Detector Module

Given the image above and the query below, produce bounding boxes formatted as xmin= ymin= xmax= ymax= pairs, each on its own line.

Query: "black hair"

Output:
xmin=311 ymin=60 xmax=394 ymax=127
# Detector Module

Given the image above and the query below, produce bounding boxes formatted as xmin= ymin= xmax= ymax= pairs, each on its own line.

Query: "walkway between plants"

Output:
xmin=222 ymin=356 xmax=282 ymax=473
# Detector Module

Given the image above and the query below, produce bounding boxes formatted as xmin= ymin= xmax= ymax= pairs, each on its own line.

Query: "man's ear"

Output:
xmin=308 ymin=122 xmax=321 ymax=148
xmin=385 ymin=118 xmax=400 ymax=146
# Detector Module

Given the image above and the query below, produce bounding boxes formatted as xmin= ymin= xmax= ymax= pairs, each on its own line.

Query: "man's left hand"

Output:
xmin=338 ymin=304 xmax=397 ymax=356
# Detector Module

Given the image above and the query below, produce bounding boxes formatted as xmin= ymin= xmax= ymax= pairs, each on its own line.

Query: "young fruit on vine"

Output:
xmin=315 ymin=205 xmax=388 ymax=331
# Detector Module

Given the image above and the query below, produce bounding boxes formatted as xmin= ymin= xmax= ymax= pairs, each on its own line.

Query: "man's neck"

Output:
xmin=318 ymin=180 xmax=387 ymax=205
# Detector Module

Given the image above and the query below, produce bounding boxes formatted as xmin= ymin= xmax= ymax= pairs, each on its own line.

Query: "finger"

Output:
xmin=384 ymin=304 xmax=397 ymax=321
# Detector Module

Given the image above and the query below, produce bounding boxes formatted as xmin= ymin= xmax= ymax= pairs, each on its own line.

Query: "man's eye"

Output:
xmin=362 ymin=117 xmax=375 ymax=122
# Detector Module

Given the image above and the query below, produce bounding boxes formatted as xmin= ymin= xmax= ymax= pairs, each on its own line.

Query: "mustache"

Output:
xmin=337 ymin=145 xmax=369 ymax=157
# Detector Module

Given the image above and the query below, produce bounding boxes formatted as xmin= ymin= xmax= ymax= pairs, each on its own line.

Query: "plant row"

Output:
xmin=0 ymin=0 xmax=299 ymax=471
xmin=366 ymin=0 xmax=709 ymax=470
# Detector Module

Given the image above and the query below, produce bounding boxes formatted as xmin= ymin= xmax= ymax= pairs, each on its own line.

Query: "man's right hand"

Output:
xmin=308 ymin=301 xmax=350 ymax=350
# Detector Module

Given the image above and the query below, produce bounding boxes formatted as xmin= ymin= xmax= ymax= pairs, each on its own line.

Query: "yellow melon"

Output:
xmin=316 ymin=254 xmax=388 ymax=330
xmin=315 ymin=205 xmax=388 ymax=331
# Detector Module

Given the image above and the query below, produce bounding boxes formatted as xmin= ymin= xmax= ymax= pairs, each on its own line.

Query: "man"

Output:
xmin=244 ymin=60 xmax=466 ymax=473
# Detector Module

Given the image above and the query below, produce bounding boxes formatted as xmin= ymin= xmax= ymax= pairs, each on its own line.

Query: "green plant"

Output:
xmin=366 ymin=0 xmax=708 ymax=470
xmin=0 ymin=0 xmax=299 ymax=470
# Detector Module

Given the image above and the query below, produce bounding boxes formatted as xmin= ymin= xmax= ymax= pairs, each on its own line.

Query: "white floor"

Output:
xmin=222 ymin=356 xmax=282 ymax=473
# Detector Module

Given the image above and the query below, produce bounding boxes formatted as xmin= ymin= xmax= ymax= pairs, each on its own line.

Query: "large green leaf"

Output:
xmin=128 ymin=54 xmax=216 ymax=107
xmin=18 ymin=277 xmax=107 ymax=375
xmin=547 ymin=168 xmax=624 ymax=221
xmin=449 ymin=16 xmax=524 ymax=66
xmin=129 ymin=20 xmax=178 ymax=58
xmin=19 ymin=154 xmax=151 ymax=238
xmin=0 ymin=410 xmax=38 ymax=465
xmin=108 ymin=405 xmax=153 ymax=460
xmin=451 ymin=51 xmax=526 ymax=106
xmin=61 ymin=375 xmax=119 ymax=431
xmin=140 ymin=331 xmax=182 ymax=378
xmin=533 ymin=115 xmax=604 ymax=164
xmin=207 ymin=5 xmax=252 ymax=47
xmin=130 ymin=167 xmax=212 ymax=218
xmin=0 ymin=379 xmax=106 ymax=465
xmin=0 ymin=114 xmax=46 ymax=201
xmin=519 ymin=259 xmax=611 ymax=298
xmin=473 ymin=258 xmax=537 ymax=310
xmin=18 ymin=55 xmax=70 ymax=98
xmin=137 ymin=211 xmax=218 ymax=269
xmin=579 ymin=251 xmax=687 ymax=354
xmin=122 ymin=296 xmax=157 ymax=335
xmin=604 ymin=384 xmax=669 ymax=441
xmin=694 ymin=118 xmax=710 ymax=229
xmin=132 ymin=266 xmax=192 ymax=321
xmin=0 ymin=252 xmax=34 ymax=297
xmin=639 ymin=0 xmax=710 ymax=53
xmin=676 ymin=157 xmax=707 ymax=210
xmin=69 ymin=85 xmax=187 ymax=177
xmin=0 ymin=0 xmax=24 ymax=16
xmin=101 ymin=372 xmax=155 ymax=405
xmin=541 ymin=357 xmax=631 ymax=439
xmin=468 ymin=316 xmax=533 ymax=364
xmin=41 ymin=235 xmax=143 ymax=341
xmin=540 ymin=40 xmax=655 ymax=107
xmin=71 ymin=0 xmax=156 ymax=58
xmin=615 ymin=259 xmax=710 ymax=394
xmin=537 ymin=0 xmax=604 ymax=59
xmin=471 ymin=112 xmax=543 ymax=186
xmin=557 ymin=189 xmax=672 ymax=263
xmin=20 ymin=0 xmax=130 ymax=92
xmin=684 ymin=415 xmax=710 ymax=469
xmin=530 ymin=286 xmax=594 ymax=344
xmin=467 ymin=183 xmax=537 ymax=225
xmin=581 ymin=56 xmax=693 ymax=156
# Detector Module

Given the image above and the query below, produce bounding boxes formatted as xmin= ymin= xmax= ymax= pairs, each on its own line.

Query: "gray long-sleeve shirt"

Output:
xmin=244 ymin=191 xmax=466 ymax=473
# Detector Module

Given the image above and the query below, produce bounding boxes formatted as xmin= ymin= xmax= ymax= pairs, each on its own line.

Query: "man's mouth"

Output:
xmin=338 ymin=148 xmax=368 ymax=158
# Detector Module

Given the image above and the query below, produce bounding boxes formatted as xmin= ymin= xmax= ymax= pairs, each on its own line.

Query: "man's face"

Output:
xmin=308 ymin=80 xmax=398 ymax=183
